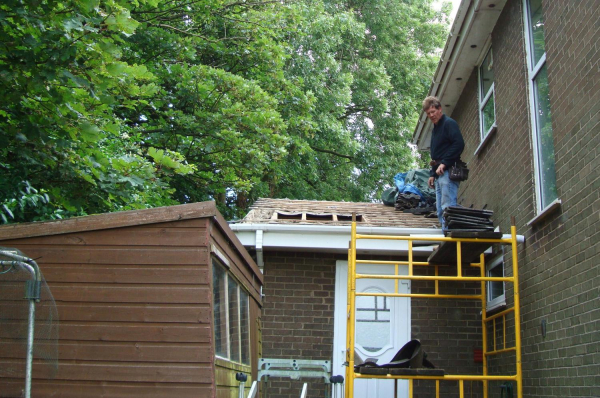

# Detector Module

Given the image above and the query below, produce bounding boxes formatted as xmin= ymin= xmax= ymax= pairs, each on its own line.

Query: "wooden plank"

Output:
xmin=48 ymin=284 xmax=210 ymax=304
xmin=1 ymin=227 xmax=209 ymax=247
xmin=0 ymin=302 xmax=212 ymax=324
xmin=144 ymin=218 xmax=210 ymax=229
xmin=5 ymin=246 xmax=210 ymax=265
xmin=51 ymin=303 xmax=211 ymax=323
xmin=0 ymin=341 xmax=212 ymax=363
xmin=0 ymin=202 xmax=217 ymax=241
xmin=0 ymin=359 xmax=213 ymax=383
xmin=0 ymin=380 xmax=214 ymax=398
xmin=41 ymin=266 xmax=208 ymax=284
xmin=428 ymin=232 xmax=502 ymax=265
xmin=0 ymin=322 xmax=212 ymax=343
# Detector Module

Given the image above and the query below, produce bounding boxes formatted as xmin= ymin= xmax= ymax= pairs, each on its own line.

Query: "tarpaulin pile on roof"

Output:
xmin=381 ymin=169 xmax=436 ymax=215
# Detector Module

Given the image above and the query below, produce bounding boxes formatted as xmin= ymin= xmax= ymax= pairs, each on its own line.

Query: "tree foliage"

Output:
xmin=0 ymin=0 xmax=450 ymax=222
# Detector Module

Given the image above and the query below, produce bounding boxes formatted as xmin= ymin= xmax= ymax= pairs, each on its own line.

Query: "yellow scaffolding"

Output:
xmin=344 ymin=220 xmax=522 ymax=398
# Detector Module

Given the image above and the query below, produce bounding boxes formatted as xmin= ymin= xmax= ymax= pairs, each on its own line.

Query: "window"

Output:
xmin=355 ymin=288 xmax=391 ymax=353
xmin=212 ymin=258 xmax=250 ymax=364
xmin=486 ymin=255 xmax=505 ymax=311
xmin=523 ymin=0 xmax=558 ymax=212
xmin=478 ymin=47 xmax=496 ymax=140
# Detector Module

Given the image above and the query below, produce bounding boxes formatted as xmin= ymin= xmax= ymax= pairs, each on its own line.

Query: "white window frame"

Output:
xmin=522 ymin=0 xmax=558 ymax=214
xmin=212 ymin=258 xmax=251 ymax=365
xmin=486 ymin=254 xmax=506 ymax=312
xmin=478 ymin=45 xmax=496 ymax=142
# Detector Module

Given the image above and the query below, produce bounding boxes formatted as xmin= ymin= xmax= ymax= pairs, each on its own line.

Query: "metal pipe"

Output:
xmin=354 ymin=374 xmax=519 ymax=381
xmin=355 ymin=274 xmax=514 ymax=282
xmin=0 ymin=251 xmax=41 ymax=398
xmin=25 ymin=300 xmax=35 ymax=398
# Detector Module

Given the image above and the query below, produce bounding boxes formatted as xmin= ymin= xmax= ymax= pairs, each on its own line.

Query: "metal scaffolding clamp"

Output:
xmin=258 ymin=358 xmax=331 ymax=383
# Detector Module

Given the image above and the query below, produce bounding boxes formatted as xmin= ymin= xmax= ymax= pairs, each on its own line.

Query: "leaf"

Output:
xmin=2 ymin=205 xmax=14 ymax=219
xmin=106 ymin=62 xmax=127 ymax=76
xmin=79 ymin=122 xmax=101 ymax=142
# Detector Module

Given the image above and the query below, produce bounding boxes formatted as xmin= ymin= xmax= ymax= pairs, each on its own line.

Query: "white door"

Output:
xmin=333 ymin=261 xmax=411 ymax=398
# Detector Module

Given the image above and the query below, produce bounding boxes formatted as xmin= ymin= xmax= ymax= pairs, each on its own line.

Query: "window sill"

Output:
xmin=474 ymin=125 xmax=497 ymax=156
xmin=215 ymin=357 xmax=252 ymax=371
xmin=526 ymin=198 xmax=562 ymax=226
xmin=485 ymin=300 xmax=506 ymax=315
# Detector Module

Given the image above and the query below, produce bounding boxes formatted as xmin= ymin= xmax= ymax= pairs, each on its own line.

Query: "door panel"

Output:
xmin=333 ymin=261 xmax=410 ymax=398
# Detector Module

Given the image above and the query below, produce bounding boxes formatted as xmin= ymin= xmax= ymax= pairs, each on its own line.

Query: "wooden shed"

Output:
xmin=0 ymin=202 xmax=262 ymax=398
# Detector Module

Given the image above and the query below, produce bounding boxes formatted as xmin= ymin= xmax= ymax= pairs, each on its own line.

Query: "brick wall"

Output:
xmin=411 ymin=264 xmax=485 ymax=397
xmin=260 ymin=251 xmax=339 ymax=398
xmin=447 ymin=0 xmax=600 ymax=397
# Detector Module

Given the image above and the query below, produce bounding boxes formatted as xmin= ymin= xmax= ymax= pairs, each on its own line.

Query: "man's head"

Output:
xmin=422 ymin=96 xmax=443 ymax=125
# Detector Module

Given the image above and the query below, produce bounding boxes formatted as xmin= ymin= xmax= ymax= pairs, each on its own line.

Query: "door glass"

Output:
xmin=356 ymin=288 xmax=391 ymax=353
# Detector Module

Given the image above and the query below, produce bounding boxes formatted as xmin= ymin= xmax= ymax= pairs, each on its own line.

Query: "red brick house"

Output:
xmin=413 ymin=0 xmax=598 ymax=397
xmin=232 ymin=1 xmax=598 ymax=397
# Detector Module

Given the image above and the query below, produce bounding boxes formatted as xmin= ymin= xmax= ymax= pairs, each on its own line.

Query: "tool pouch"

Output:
xmin=449 ymin=160 xmax=469 ymax=181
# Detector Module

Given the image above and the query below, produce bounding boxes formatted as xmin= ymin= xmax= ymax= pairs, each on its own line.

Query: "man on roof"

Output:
xmin=423 ymin=96 xmax=465 ymax=232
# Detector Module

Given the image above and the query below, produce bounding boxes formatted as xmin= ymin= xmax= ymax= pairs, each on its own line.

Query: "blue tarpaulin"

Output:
xmin=393 ymin=169 xmax=436 ymax=202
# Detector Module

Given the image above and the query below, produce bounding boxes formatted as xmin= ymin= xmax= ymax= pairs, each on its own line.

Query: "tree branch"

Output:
xmin=310 ymin=145 xmax=354 ymax=160
xmin=156 ymin=24 xmax=248 ymax=42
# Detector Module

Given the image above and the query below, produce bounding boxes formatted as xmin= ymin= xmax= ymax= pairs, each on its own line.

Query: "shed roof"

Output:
xmin=0 ymin=201 xmax=262 ymax=283
xmin=239 ymin=198 xmax=438 ymax=229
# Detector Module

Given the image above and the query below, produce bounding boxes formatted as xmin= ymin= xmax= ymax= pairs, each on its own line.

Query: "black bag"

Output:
xmin=449 ymin=160 xmax=469 ymax=181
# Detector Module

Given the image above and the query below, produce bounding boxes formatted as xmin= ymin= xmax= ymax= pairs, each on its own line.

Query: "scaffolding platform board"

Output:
xmin=356 ymin=367 xmax=445 ymax=377
xmin=427 ymin=231 xmax=503 ymax=265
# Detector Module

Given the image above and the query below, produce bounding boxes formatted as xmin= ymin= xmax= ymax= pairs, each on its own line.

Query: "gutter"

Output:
xmin=230 ymin=223 xmax=525 ymax=268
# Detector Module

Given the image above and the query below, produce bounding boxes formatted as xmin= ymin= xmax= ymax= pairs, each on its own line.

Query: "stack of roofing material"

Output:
xmin=443 ymin=206 xmax=494 ymax=232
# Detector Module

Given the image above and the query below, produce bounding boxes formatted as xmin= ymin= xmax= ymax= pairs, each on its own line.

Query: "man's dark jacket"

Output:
xmin=429 ymin=114 xmax=465 ymax=178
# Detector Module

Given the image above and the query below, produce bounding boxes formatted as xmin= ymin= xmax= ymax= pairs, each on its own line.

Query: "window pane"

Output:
xmin=528 ymin=0 xmax=545 ymax=65
xmin=533 ymin=64 xmax=557 ymax=208
xmin=482 ymin=94 xmax=496 ymax=136
xmin=213 ymin=261 xmax=228 ymax=358
xmin=488 ymin=265 xmax=504 ymax=301
xmin=240 ymin=290 xmax=250 ymax=365
xmin=479 ymin=49 xmax=494 ymax=96
xmin=356 ymin=293 xmax=390 ymax=353
xmin=228 ymin=276 xmax=240 ymax=362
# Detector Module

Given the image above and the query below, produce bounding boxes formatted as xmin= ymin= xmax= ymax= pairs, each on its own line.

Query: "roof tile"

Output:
xmin=241 ymin=198 xmax=439 ymax=229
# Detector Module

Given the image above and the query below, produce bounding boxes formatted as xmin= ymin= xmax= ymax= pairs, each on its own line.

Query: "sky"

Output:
xmin=433 ymin=0 xmax=462 ymax=23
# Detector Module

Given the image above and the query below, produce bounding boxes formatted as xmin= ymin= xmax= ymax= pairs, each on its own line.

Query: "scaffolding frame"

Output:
xmin=344 ymin=220 xmax=522 ymax=398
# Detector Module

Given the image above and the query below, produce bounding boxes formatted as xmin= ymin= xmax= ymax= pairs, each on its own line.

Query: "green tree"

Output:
xmin=0 ymin=0 xmax=449 ymax=223
xmin=261 ymin=0 xmax=450 ymax=204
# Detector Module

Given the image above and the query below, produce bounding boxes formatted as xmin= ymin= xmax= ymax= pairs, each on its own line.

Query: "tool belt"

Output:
xmin=430 ymin=160 xmax=469 ymax=182
xmin=449 ymin=160 xmax=469 ymax=181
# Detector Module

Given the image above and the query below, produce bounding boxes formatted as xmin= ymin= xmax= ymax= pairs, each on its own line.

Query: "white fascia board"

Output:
xmin=231 ymin=223 xmax=524 ymax=254
xmin=231 ymin=224 xmax=443 ymax=255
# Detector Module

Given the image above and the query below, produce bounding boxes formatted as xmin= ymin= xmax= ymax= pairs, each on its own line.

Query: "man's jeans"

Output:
xmin=435 ymin=170 xmax=460 ymax=231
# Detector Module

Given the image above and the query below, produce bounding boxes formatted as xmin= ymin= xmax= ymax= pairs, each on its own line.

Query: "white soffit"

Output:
xmin=231 ymin=224 xmax=443 ymax=256
xmin=413 ymin=0 xmax=507 ymax=150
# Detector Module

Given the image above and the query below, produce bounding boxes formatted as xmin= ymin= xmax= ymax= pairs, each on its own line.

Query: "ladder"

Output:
xmin=344 ymin=219 xmax=523 ymax=398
